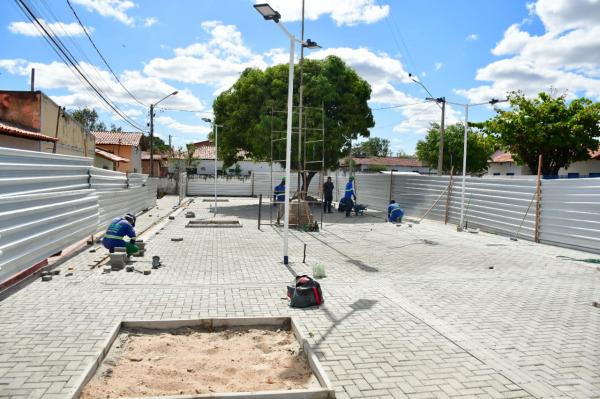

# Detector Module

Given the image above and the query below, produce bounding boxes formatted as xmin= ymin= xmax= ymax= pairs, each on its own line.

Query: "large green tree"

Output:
xmin=212 ymin=55 xmax=374 ymax=187
xmin=416 ymin=122 xmax=496 ymax=174
xmin=140 ymin=135 xmax=170 ymax=153
xmin=354 ymin=137 xmax=390 ymax=157
xmin=481 ymin=91 xmax=600 ymax=176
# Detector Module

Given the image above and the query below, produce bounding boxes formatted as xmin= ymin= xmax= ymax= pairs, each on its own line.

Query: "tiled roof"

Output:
xmin=0 ymin=120 xmax=58 ymax=142
xmin=351 ymin=156 xmax=425 ymax=167
xmin=95 ymin=148 xmax=129 ymax=163
xmin=489 ymin=150 xmax=514 ymax=163
xmin=92 ymin=131 xmax=142 ymax=146
xmin=192 ymin=141 xmax=247 ymax=160
xmin=589 ymin=148 xmax=600 ymax=159
xmin=141 ymin=151 xmax=166 ymax=160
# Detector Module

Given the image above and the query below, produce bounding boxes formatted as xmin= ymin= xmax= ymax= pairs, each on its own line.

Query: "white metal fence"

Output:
xmin=0 ymin=147 xmax=159 ymax=286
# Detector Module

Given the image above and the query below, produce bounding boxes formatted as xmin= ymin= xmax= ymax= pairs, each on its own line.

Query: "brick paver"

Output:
xmin=0 ymin=196 xmax=598 ymax=398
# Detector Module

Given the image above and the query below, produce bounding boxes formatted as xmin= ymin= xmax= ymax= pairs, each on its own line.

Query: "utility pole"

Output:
xmin=168 ymin=134 xmax=172 ymax=153
xmin=149 ymin=104 xmax=154 ymax=177
xmin=438 ymin=97 xmax=446 ymax=175
xmin=297 ymin=0 xmax=305 ymax=199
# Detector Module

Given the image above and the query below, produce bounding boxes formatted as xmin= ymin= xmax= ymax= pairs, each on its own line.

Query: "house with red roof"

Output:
xmin=342 ymin=156 xmax=433 ymax=174
xmin=487 ymin=149 xmax=600 ymax=178
xmin=92 ymin=131 xmax=142 ymax=173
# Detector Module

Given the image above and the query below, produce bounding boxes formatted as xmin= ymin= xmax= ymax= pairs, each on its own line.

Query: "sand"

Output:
xmin=80 ymin=327 xmax=317 ymax=398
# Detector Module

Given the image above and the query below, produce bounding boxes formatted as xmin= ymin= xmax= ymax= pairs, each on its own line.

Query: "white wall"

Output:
xmin=357 ymin=164 xmax=432 ymax=173
xmin=195 ymin=160 xmax=284 ymax=175
xmin=487 ymin=162 xmax=531 ymax=176
xmin=130 ymin=145 xmax=142 ymax=173
xmin=558 ymin=159 xmax=600 ymax=177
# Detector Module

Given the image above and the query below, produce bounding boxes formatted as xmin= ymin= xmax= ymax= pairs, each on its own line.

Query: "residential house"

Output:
xmin=487 ymin=150 xmax=600 ymax=178
xmin=141 ymin=151 xmax=168 ymax=177
xmin=343 ymin=156 xmax=433 ymax=174
xmin=168 ymin=140 xmax=282 ymax=176
xmin=0 ymin=90 xmax=95 ymax=157
xmin=94 ymin=147 xmax=129 ymax=170
xmin=92 ymin=131 xmax=142 ymax=173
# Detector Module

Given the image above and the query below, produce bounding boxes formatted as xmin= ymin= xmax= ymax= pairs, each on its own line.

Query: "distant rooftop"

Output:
xmin=0 ymin=119 xmax=58 ymax=142
xmin=92 ymin=131 xmax=142 ymax=146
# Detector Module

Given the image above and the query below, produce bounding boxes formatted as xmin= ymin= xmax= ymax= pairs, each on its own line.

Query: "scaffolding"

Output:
xmin=264 ymin=104 xmax=325 ymax=230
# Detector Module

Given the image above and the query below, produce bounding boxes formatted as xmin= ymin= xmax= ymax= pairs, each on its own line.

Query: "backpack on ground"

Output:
xmin=287 ymin=275 xmax=324 ymax=308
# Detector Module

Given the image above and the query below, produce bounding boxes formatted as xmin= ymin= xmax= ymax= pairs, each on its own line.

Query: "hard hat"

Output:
xmin=349 ymin=176 xmax=354 ymax=180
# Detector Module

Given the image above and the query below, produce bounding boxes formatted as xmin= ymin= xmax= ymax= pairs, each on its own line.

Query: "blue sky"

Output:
xmin=1 ymin=0 xmax=598 ymax=154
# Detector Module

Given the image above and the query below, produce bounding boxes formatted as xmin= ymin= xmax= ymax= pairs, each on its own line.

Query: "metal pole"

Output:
xmin=297 ymin=0 xmax=305 ymax=199
xmin=149 ymin=104 xmax=154 ymax=177
xmin=30 ymin=68 xmax=35 ymax=91
xmin=214 ymin=124 xmax=218 ymax=217
xmin=459 ymin=104 xmax=468 ymax=229
xmin=283 ymin=36 xmax=295 ymax=265
xmin=437 ymin=98 xmax=445 ymax=175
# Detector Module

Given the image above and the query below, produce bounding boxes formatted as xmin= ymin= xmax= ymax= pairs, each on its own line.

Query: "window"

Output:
xmin=102 ymin=166 xmax=108 ymax=170
xmin=493 ymin=173 xmax=500 ymax=176
xmin=590 ymin=173 xmax=600 ymax=178
xmin=506 ymin=173 xmax=514 ymax=176
xmin=200 ymin=167 xmax=206 ymax=171
xmin=568 ymin=172 xmax=580 ymax=179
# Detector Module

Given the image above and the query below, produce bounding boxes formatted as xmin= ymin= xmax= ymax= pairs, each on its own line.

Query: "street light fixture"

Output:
xmin=254 ymin=3 xmax=319 ymax=266
xmin=149 ymin=90 xmax=178 ymax=177
xmin=202 ymin=117 xmax=223 ymax=218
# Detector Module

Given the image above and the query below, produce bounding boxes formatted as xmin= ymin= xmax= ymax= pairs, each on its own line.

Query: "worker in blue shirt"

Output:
xmin=102 ymin=213 xmax=139 ymax=254
xmin=388 ymin=200 xmax=404 ymax=223
xmin=273 ymin=178 xmax=286 ymax=225
xmin=343 ymin=176 xmax=356 ymax=217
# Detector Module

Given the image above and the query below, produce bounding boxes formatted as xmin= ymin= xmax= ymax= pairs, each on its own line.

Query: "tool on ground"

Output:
xmin=152 ymin=256 xmax=161 ymax=269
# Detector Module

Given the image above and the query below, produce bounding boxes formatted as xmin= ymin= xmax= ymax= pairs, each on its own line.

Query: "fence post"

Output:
xmin=126 ymin=171 xmax=130 ymax=189
xmin=444 ymin=167 xmax=454 ymax=224
xmin=534 ymin=154 xmax=542 ymax=243
xmin=258 ymin=194 xmax=262 ymax=230
xmin=251 ymin=173 xmax=255 ymax=197
xmin=388 ymin=169 xmax=394 ymax=202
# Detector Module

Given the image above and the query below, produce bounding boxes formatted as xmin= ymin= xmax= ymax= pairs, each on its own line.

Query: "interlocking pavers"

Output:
xmin=0 ymin=197 xmax=598 ymax=398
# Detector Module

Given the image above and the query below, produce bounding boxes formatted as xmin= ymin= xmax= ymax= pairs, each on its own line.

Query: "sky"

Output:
xmin=1 ymin=0 xmax=599 ymax=154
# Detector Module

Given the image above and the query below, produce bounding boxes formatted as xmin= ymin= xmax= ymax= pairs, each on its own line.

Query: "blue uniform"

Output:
xmin=274 ymin=184 xmax=285 ymax=202
xmin=102 ymin=217 xmax=137 ymax=250
xmin=344 ymin=181 xmax=355 ymax=200
xmin=388 ymin=203 xmax=404 ymax=222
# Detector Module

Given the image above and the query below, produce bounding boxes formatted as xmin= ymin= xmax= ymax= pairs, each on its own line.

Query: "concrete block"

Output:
xmin=168 ymin=216 xmax=175 ymax=220
xmin=114 ymin=247 xmax=126 ymax=253
xmin=41 ymin=275 xmax=52 ymax=282
xmin=143 ymin=270 xmax=151 ymax=275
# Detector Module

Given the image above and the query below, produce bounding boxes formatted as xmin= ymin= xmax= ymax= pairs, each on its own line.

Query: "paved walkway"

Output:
xmin=0 ymin=196 xmax=598 ymax=399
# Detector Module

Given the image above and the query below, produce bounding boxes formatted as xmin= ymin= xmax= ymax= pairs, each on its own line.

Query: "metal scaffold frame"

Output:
xmin=261 ymin=105 xmax=325 ymax=230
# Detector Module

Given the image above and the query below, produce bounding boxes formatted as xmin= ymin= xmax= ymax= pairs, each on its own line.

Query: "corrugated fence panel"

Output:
xmin=540 ymin=178 xmax=600 ymax=253
xmin=391 ymin=175 xmax=451 ymax=221
xmin=187 ymin=176 xmax=252 ymax=197
xmin=355 ymin=173 xmax=391 ymax=211
xmin=0 ymin=147 xmax=91 ymax=196
xmin=0 ymin=190 xmax=99 ymax=283
xmin=145 ymin=177 xmax=158 ymax=209
xmin=252 ymin=172 xmax=323 ymax=199
xmin=90 ymin=167 xmax=127 ymax=191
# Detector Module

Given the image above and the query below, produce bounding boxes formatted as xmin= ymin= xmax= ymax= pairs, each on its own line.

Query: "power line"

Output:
xmin=371 ymin=101 xmax=430 ymax=111
xmin=65 ymin=0 xmax=147 ymax=107
xmin=14 ymin=0 xmax=145 ymax=132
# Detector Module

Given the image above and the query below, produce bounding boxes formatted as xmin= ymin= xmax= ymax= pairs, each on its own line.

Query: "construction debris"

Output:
xmin=171 ymin=237 xmax=183 ymax=242
xmin=169 ymin=216 xmax=175 ymax=220
xmin=185 ymin=211 xmax=195 ymax=218
xmin=41 ymin=275 xmax=52 ymax=282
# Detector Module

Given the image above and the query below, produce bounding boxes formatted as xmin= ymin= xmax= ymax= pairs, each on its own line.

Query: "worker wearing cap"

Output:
xmin=102 ymin=213 xmax=139 ymax=254
xmin=344 ymin=176 xmax=356 ymax=217
xmin=273 ymin=178 xmax=286 ymax=225
xmin=388 ymin=200 xmax=404 ymax=223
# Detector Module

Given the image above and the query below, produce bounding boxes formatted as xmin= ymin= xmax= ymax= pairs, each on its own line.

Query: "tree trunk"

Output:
xmin=301 ymin=171 xmax=317 ymax=196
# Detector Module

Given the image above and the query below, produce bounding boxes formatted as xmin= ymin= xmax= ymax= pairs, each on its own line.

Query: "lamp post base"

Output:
xmin=283 ymin=256 xmax=289 ymax=265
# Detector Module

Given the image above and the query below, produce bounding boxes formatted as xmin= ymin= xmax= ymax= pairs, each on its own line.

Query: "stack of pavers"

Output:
xmin=132 ymin=240 xmax=145 ymax=257
xmin=109 ymin=247 xmax=127 ymax=271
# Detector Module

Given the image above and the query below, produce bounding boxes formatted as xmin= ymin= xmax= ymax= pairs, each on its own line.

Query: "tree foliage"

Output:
xmin=140 ymin=135 xmax=170 ymax=153
xmin=416 ymin=123 xmax=496 ymax=174
xmin=68 ymin=107 xmax=107 ymax=131
xmin=354 ymin=137 xmax=390 ymax=157
xmin=212 ymin=56 xmax=375 ymax=178
xmin=481 ymin=91 xmax=600 ymax=175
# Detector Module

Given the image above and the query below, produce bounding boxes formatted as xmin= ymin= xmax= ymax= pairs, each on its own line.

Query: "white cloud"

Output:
xmin=145 ymin=21 xmax=267 ymax=94
xmin=392 ymin=102 xmax=461 ymax=135
xmin=466 ymin=33 xmax=479 ymax=41
xmin=71 ymin=0 xmax=136 ymax=26
xmin=8 ymin=19 xmax=94 ymax=37
xmin=457 ymin=0 xmax=600 ymax=103
xmin=143 ymin=17 xmax=158 ymax=27
xmin=0 ymin=59 xmax=205 ymax=112
xmin=155 ymin=116 xmax=211 ymax=135
xmin=255 ymin=0 xmax=390 ymax=26
xmin=434 ymin=62 xmax=443 ymax=71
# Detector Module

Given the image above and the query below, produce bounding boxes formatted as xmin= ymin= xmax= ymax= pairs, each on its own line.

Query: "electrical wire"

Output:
xmin=65 ymin=0 xmax=147 ymax=107
xmin=371 ymin=101 xmax=430 ymax=111
xmin=14 ymin=0 xmax=146 ymax=132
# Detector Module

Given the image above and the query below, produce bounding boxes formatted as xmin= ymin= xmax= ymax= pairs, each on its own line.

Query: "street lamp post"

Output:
xmin=202 ymin=117 xmax=222 ymax=218
xmin=149 ymin=91 xmax=178 ymax=177
xmin=443 ymin=98 xmax=508 ymax=230
xmin=254 ymin=3 xmax=320 ymax=266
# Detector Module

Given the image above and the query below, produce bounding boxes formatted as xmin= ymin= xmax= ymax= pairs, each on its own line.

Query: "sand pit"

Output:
xmin=81 ymin=327 xmax=318 ymax=398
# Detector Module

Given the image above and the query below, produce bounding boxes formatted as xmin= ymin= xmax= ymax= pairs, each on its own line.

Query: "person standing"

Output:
xmin=273 ymin=178 xmax=286 ymax=225
xmin=344 ymin=176 xmax=356 ymax=217
xmin=323 ymin=177 xmax=334 ymax=213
